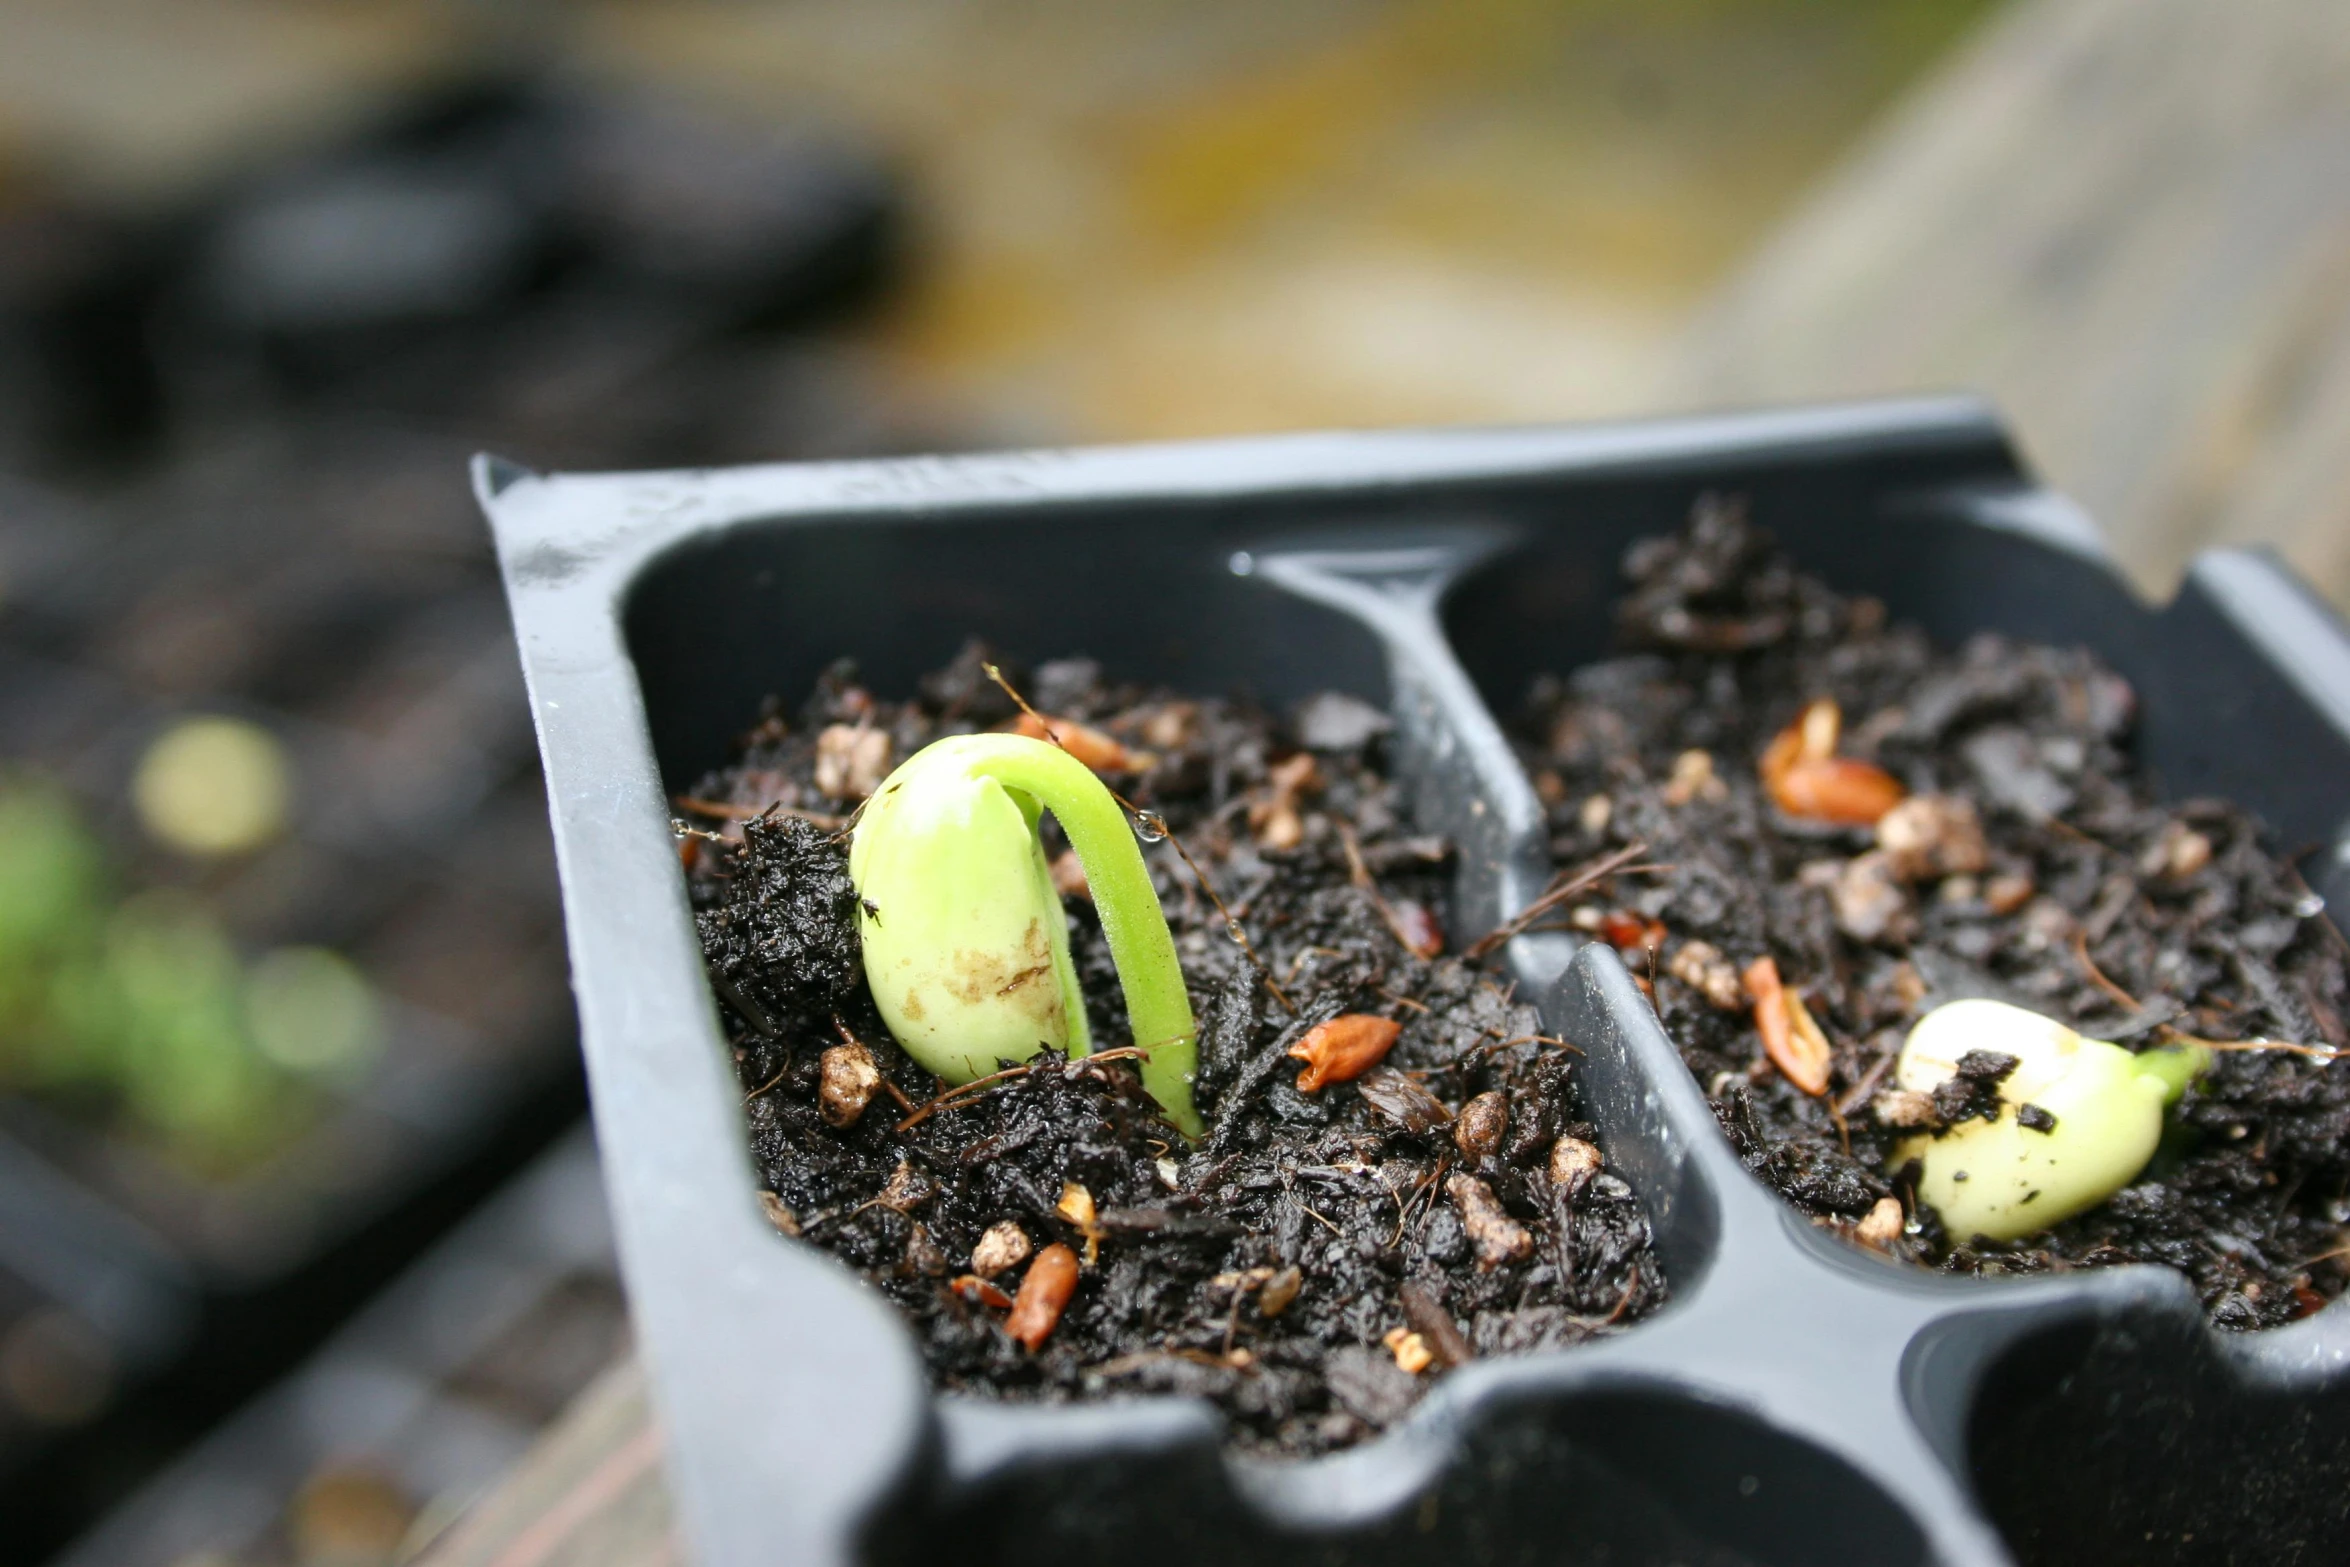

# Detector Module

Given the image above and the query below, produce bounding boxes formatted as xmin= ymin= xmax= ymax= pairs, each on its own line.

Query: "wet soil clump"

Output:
xmin=1513 ymin=497 xmax=2350 ymax=1328
xmin=682 ymin=648 xmax=1666 ymax=1454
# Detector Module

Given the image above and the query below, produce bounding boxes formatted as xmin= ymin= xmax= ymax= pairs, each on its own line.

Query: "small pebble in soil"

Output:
xmin=972 ymin=1221 xmax=1031 ymax=1279
xmin=818 ymin=1040 xmax=881 ymax=1128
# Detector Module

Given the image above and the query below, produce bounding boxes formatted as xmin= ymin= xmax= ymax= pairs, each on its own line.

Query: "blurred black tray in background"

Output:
xmin=0 ymin=70 xmax=914 ymax=1559
xmin=48 ymin=1129 xmax=623 ymax=1567
xmin=0 ymin=419 xmax=588 ymax=1564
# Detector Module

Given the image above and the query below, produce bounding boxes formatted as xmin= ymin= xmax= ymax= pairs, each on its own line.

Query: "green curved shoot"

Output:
xmin=849 ymin=733 xmax=1201 ymax=1138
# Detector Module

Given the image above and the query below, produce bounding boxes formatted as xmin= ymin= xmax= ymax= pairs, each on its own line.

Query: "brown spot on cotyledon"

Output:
xmin=995 ymin=962 xmax=1051 ymax=997
xmin=944 ymin=920 xmax=1062 ymax=1025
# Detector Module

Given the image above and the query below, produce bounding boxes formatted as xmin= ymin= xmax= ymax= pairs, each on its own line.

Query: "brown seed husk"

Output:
xmin=1289 ymin=1014 xmax=1403 ymax=1092
xmin=1007 ymin=1244 xmax=1080 ymax=1351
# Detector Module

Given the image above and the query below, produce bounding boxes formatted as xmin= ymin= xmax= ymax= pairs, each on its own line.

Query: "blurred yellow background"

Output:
xmin=0 ymin=0 xmax=1993 ymax=442
xmin=14 ymin=0 xmax=2346 ymax=608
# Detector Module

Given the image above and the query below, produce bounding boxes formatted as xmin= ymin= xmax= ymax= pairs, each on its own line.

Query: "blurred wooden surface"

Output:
xmin=1674 ymin=0 xmax=2350 ymax=608
xmin=582 ymin=0 xmax=1990 ymax=443
xmin=414 ymin=1358 xmax=675 ymax=1567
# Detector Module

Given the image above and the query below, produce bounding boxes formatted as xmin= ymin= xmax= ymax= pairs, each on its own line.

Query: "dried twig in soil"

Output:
xmin=2163 ymin=1033 xmax=2343 ymax=1062
xmin=1340 ymin=823 xmax=1443 ymax=960
xmin=891 ymin=1043 xmax=1161 ymax=1132
xmin=2071 ymin=929 xmax=2143 ymax=1011
xmin=1464 ymin=841 xmax=1656 ymax=960
xmin=1833 ymin=1048 xmax=1899 ymax=1118
xmin=674 ymin=795 xmax=848 ymax=830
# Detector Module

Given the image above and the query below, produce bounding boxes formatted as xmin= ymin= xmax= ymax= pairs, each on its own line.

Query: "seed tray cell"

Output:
xmin=479 ymin=397 xmax=2350 ymax=1567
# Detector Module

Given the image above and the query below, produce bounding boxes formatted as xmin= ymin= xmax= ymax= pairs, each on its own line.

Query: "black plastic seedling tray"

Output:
xmin=477 ymin=397 xmax=2350 ymax=1567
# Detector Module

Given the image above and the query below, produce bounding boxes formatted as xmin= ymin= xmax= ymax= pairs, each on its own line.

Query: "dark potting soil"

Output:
xmin=1511 ymin=498 xmax=2350 ymax=1329
xmin=680 ymin=646 xmax=1666 ymax=1455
